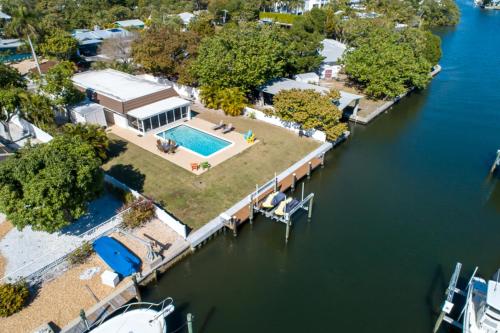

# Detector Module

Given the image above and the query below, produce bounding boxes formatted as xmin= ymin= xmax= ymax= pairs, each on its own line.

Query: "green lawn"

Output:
xmin=103 ymin=110 xmax=320 ymax=230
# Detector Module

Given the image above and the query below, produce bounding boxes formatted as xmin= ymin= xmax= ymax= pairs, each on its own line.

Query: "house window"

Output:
xmin=174 ymin=108 xmax=181 ymax=120
xmin=167 ymin=110 xmax=174 ymax=123
xmin=151 ymin=115 xmax=159 ymax=129
xmin=159 ymin=112 xmax=167 ymax=126
xmin=181 ymin=106 xmax=187 ymax=118
xmin=143 ymin=118 xmax=151 ymax=131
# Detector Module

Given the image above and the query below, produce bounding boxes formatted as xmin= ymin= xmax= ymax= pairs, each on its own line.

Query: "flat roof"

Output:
xmin=127 ymin=97 xmax=190 ymax=120
xmin=260 ymin=78 xmax=363 ymax=111
xmin=0 ymin=11 xmax=11 ymax=20
xmin=70 ymin=100 xmax=104 ymax=116
xmin=115 ymin=19 xmax=144 ymax=27
xmin=178 ymin=12 xmax=195 ymax=25
xmin=321 ymin=39 xmax=346 ymax=64
xmin=0 ymin=38 xmax=23 ymax=49
xmin=72 ymin=69 xmax=171 ymax=102
xmin=294 ymin=73 xmax=319 ymax=80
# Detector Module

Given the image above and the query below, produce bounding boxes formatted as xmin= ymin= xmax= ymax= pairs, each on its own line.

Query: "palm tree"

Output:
xmin=5 ymin=0 xmax=42 ymax=75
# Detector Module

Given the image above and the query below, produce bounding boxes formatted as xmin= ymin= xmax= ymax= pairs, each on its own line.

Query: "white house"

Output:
xmin=319 ymin=39 xmax=346 ymax=79
xmin=115 ymin=19 xmax=145 ymax=29
xmin=178 ymin=12 xmax=196 ymax=26
xmin=274 ymin=0 xmax=331 ymax=14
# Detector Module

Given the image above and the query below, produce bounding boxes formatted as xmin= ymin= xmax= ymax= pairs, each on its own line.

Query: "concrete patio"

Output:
xmin=107 ymin=117 xmax=257 ymax=174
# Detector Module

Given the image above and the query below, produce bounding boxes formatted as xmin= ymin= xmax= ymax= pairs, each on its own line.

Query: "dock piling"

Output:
xmin=307 ymin=162 xmax=312 ymax=179
xmin=131 ymin=274 xmax=142 ymax=302
xmin=291 ymin=173 xmax=296 ymax=192
xmin=307 ymin=196 xmax=314 ymax=220
xmin=321 ymin=153 xmax=325 ymax=168
xmin=187 ymin=313 xmax=194 ymax=333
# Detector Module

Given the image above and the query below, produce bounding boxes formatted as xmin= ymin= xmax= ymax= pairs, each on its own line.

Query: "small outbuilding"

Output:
xmin=294 ymin=73 xmax=320 ymax=85
xmin=70 ymin=100 xmax=107 ymax=127
xmin=258 ymin=78 xmax=363 ymax=116
xmin=178 ymin=12 xmax=196 ymax=26
xmin=319 ymin=39 xmax=346 ymax=79
xmin=115 ymin=19 xmax=145 ymax=29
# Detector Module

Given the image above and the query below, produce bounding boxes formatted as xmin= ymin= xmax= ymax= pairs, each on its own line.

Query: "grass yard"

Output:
xmin=103 ymin=107 xmax=320 ymax=230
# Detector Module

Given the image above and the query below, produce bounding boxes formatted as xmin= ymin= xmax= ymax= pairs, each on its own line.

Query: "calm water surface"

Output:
xmin=144 ymin=2 xmax=500 ymax=332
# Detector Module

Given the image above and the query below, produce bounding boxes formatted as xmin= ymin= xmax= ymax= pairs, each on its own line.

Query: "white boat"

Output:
xmin=87 ymin=298 xmax=175 ymax=333
xmin=434 ymin=263 xmax=500 ymax=333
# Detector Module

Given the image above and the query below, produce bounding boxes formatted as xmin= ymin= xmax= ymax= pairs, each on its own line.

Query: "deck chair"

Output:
xmin=212 ymin=120 xmax=225 ymax=130
xmin=222 ymin=123 xmax=234 ymax=134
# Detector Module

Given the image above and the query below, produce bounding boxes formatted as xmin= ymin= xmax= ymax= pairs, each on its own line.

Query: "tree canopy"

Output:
xmin=62 ymin=123 xmax=110 ymax=161
xmin=39 ymin=30 xmax=78 ymax=60
xmin=271 ymin=89 xmax=347 ymax=141
xmin=343 ymin=26 xmax=433 ymax=99
xmin=0 ymin=135 xmax=104 ymax=233
xmin=132 ymin=26 xmax=200 ymax=84
xmin=0 ymin=64 xmax=26 ymax=89
xmin=41 ymin=61 xmax=85 ymax=111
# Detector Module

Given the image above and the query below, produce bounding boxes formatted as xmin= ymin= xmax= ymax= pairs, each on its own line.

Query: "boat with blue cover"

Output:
xmin=92 ymin=236 xmax=141 ymax=277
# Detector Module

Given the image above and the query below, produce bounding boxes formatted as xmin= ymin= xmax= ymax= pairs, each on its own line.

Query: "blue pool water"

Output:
xmin=157 ymin=125 xmax=231 ymax=157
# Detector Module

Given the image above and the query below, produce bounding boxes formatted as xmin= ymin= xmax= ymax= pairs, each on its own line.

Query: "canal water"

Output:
xmin=143 ymin=1 xmax=500 ymax=332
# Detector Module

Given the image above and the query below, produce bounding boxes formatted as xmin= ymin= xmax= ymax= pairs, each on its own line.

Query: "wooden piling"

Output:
xmin=291 ymin=173 xmax=296 ymax=191
xmin=308 ymin=196 xmax=314 ymax=220
xmin=307 ymin=162 xmax=312 ymax=179
xmin=131 ymin=274 xmax=142 ymax=302
xmin=321 ymin=153 xmax=325 ymax=168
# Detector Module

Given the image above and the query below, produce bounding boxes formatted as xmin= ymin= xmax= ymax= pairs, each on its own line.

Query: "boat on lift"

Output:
xmin=434 ymin=263 xmax=500 ymax=333
xmin=87 ymin=298 xmax=175 ymax=333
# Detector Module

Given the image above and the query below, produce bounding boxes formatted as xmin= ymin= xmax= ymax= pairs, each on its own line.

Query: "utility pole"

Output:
xmin=27 ymin=34 xmax=41 ymax=76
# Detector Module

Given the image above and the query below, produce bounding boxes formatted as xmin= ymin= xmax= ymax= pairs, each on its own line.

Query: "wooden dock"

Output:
xmin=187 ymin=139 xmax=336 ymax=249
xmin=60 ymin=280 xmax=137 ymax=333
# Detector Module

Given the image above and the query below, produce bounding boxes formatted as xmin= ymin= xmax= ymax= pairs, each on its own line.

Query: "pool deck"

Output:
xmin=108 ymin=117 xmax=257 ymax=175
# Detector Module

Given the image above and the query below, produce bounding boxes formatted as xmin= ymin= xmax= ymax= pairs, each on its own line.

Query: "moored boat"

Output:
xmin=434 ymin=263 xmax=500 ymax=333
xmin=87 ymin=298 xmax=175 ymax=333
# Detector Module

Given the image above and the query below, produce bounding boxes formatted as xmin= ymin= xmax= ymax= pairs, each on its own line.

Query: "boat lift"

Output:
xmin=249 ymin=180 xmax=314 ymax=243
xmin=433 ymin=262 xmax=478 ymax=333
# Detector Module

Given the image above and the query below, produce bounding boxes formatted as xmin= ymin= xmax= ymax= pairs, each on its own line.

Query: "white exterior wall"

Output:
xmin=71 ymin=108 xmax=107 ymax=127
xmin=11 ymin=115 xmax=53 ymax=143
xmin=320 ymin=64 xmax=342 ymax=79
xmin=113 ymin=113 xmax=128 ymax=129
xmin=243 ymin=107 xmax=327 ymax=142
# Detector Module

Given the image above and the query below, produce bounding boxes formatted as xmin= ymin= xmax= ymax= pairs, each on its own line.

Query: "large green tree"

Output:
xmin=343 ymin=27 xmax=433 ymax=99
xmin=39 ymin=30 xmax=78 ymax=60
xmin=62 ymin=123 xmax=110 ymax=161
xmin=0 ymin=88 xmax=29 ymax=141
xmin=132 ymin=26 xmax=200 ymax=83
xmin=192 ymin=23 xmax=290 ymax=92
xmin=272 ymin=89 xmax=347 ymax=141
xmin=0 ymin=64 xmax=26 ymax=89
xmin=41 ymin=61 xmax=85 ymax=117
xmin=0 ymin=136 xmax=104 ymax=233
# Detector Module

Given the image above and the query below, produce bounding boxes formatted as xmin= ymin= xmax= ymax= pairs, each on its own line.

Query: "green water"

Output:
xmin=143 ymin=2 xmax=500 ymax=332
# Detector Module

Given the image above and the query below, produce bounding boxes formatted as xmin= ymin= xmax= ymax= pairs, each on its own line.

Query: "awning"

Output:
xmin=127 ymin=97 xmax=190 ymax=120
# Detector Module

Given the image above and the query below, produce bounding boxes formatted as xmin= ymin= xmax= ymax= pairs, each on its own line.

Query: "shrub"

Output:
xmin=0 ymin=282 xmax=29 ymax=317
xmin=105 ymin=182 xmax=135 ymax=204
xmin=200 ymin=86 xmax=248 ymax=116
xmin=121 ymin=198 xmax=156 ymax=229
xmin=68 ymin=242 xmax=94 ymax=265
xmin=259 ymin=12 xmax=298 ymax=25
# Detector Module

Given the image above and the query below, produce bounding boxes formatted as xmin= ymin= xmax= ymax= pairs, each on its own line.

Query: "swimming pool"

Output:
xmin=156 ymin=125 xmax=231 ymax=157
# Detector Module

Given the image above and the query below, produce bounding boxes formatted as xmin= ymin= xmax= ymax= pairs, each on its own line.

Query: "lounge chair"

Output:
xmin=222 ymin=123 xmax=234 ymax=134
xmin=275 ymin=197 xmax=293 ymax=216
xmin=156 ymin=140 xmax=168 ymax=153
xmin=244 ymin=130 xmax=253 ymax=140
xmin=167 ymin=141 xmax=178 ymax=154
xmin=212 ymin=120 xmax=225 ymax=130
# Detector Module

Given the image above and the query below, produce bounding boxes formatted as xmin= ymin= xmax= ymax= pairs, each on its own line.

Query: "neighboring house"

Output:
xmin=71 ymin=69 xmax=191 ymax=133
xmin=115 ymin=19 xmax=145 ymax=29
xmin=0 ymin=38 xmax=23 ymax=52
xmin=178 ymin=12 xmax=196 ymax=26
xmin=72 ymin=28 xmax=131 ymax=57
xmin=356 ymin=11 xmax=380 ymax=19
xmin=258 ymin=78 xmax=363 ymax=115
xmin=294 ymin=72 xmax=320 ymax=85
xmin=274 ymin=0 xmax=331 ymax=14
xmin=0 ymin=10 xmax=11 ymax=20
xmin=319 ymin=39 xmax=346 ymax=79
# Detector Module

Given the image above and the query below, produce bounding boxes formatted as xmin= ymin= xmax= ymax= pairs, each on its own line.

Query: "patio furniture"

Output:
xmin=222 ymin=123 xmax=234 ymax=134
xmin=168 ymin=141 xmax=178 ymax=154
xmin=244 ymin=130 xmax=255 ymax=143
xmin=191 ymin=163 xmax=199 ymax=171
xmin=156 ymin=139 xmax=170 ymax=153
xmin=212 ymin=120 xmax=225 ymax=130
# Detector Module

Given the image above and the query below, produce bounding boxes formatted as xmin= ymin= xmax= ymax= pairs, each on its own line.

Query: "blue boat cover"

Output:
xmin=93 ymin=236 xmax=142 ymax=277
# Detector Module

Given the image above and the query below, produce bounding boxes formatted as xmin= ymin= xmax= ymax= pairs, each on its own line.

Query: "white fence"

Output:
xmin=243 ymin=107 xmax=327 ymax=142
xmin=137 ymin=74 xmax=201 ymax=102
xmin=104 ymin=175 xmax=188 ymax=239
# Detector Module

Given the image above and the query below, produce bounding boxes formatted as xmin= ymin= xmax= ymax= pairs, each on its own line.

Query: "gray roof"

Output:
xmin=72 ymin=28 xmax=131 ymax=45
xmin=70 ymin=100 xmax=104 ymax=116
xmin=294 ymin=72 xmax=319 ymax=81
xmin=0 ymin=38 xmax=23 ymax=50
xmin=321 ymin=39 xmax=346 ymax=64
xmin=115 ymin=19 xmax=145 ymax=28
xmin=260 ymin=78 xmax=363 ymax=111
xmin=0 ymin=11 xmax=11 ymax=20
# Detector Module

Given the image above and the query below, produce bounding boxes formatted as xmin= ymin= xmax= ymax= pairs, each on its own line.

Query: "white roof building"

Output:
xmin=178 ymin=12 xmax=196 ymax=25
xmin=127 ymin=97 xmax=191 ymax=120
xmin=0 ymin=11 xmax=11 ymax=20
xmin=259 ymin=78 xmax=363 ymax=112
xmin=0 ymin=38 xmax=23 ymax=50
xmin=72 ymin=69 xmax=168 ymax=102
xmin=321 ymin=39 xmax=347 ymax=65
xmin=72 ymin=28 xmax=131 ymax=46
xmin=115 ymin=19 xmax=145 ymax=28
